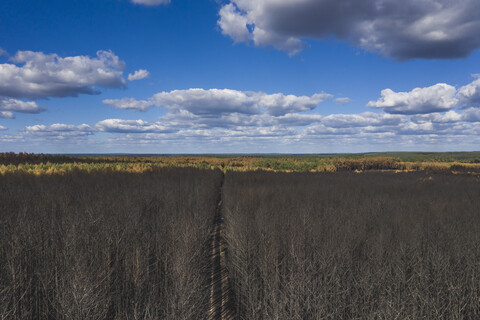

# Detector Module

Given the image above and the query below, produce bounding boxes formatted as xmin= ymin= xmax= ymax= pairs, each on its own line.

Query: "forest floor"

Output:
xmin=207 ymin=172 xmax=236 ymax=320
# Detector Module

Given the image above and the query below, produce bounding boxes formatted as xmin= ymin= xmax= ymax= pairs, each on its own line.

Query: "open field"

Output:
xmin=1 ymin=154 xmax=479 ymax=319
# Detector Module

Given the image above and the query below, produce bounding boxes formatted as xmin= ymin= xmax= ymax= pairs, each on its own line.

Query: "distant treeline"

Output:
xmin=0 ymin=152 xmax=175 ymax=165
xmin=2 ymin=152 xmax=480 ymax=173
xmin=0 ymin=152 xmax=98 ymax=165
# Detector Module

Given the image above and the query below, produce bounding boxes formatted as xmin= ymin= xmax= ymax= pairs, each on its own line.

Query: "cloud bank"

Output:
xmin=104 ymin=88 xmax=332 ymax=116
xmin=12 ymin=105 xmax=480 ymax=151
xmin=5 ymin=76 xmax=480 ymax=151
xmin=97 ymin=119 xmax=173 ymax=133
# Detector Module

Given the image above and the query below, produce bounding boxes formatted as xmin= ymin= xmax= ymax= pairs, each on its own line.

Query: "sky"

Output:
xmin=1 ymin=0 xmax=480 ymax=154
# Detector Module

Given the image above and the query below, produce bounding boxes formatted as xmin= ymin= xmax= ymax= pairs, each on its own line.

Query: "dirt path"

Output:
xmin=207 ymin=173 xmax=236 ymax=320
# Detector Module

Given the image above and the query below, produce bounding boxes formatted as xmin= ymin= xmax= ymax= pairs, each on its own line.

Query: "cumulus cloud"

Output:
xmin=131 ymin=0 xmax=170 ymax=6
xmin=96 ymin=119 xmax=174 ymax=133
xmin=458 ymin=75 xmax=480 ymax=107
xmin=411 ymin=110 xmax=463 ymax=123
xmin=97 ymin=111 xmax=397 ymax=138
xmin=128 ymin=69 xmax=150 ymax=81
xmin=103 ymin=97 xmax=154 ymax=111
xmin=256 ymin=92 xmax=332 ymax=116
xmin=218 ymin=4 xmax=252 ymax=43
xmin=335 ymin=97 xmax=351 ymax=105
xmin=0 ymin=50 xmax=126 ymax=99
xmin=367 ymin=83 xmax=458 ymax=114
xmin=0 ymin=48 xmax=7 ymax=57
xmin=461 ymin=108 xmax=480 ymax=122
xmin=218 ymin=0 xmax=480 ymax=59
xmin=275 ymin=113 xmax=323 ymax=126
xmin=0 ymin=111 xmax=14 ymax=119
xmin=17 ymin=103 xmax=480 ymax=150
xmin=415 ymin=108 xmax=480 ymax=123
xmin=152 ymin=89 xmax=261 ymax=115
xmin=25 ymin=124 xmax=94 ymax=139
xmin=108 ymin=89 xmax=332 ymax=116
xmin=14 ymin=76 xmax=480 ymax=150
xmin=0 ymin=98 xmax=44 ymax=114
xmin=322 ymin=112 xmax=404 ymax=128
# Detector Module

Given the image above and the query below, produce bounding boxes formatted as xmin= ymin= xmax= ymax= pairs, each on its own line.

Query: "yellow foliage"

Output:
xmin=1 ymin=155 xmax=480 ymax=175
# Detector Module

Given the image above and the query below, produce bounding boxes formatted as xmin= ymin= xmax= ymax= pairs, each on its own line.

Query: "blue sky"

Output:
xmin=1 ymin=0 xmax=480 ymax=153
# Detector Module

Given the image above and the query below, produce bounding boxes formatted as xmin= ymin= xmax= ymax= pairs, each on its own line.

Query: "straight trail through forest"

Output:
xmin=207 ymin=172 xmax=236 ymax=320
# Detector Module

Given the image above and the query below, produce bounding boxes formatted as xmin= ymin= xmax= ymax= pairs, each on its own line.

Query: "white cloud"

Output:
xmin=111 ymin=89 xmax=332 ymax=116
xmin=103 ymin=97 xmax=154 ymax=111
xmin=0 ymin=50 xmax=126 ymax=99
xmin=218 ymin=4 xmax=252 ymax=43
xmin=218 ymin=0 xmax=480 ymax=59
xmin=458 ymin=75 xmax=480 ymax=107
xmin=367 ymin=83 xmax=458 ymax=114
xmin=322 ymin=112 xmax=404 ymax=128
xmin=0 ymin=48 xmax=7 ymax=57
xmin=335 ymin=97 xmax=351 ymax=105
xmin=152 ymin=89 xmax=261 ymax=115
xmin=0 ymin=125 xmax=7 ymax=131
xmin=396 ymin=121 xmax=436 ymax=135
xmin=17 ymin=104 xmax=480 ymax=151
xmin=0 ymin=98 xmax=44 ymax=113
xmin=256 ymin=92 xmax=332 ymax=116
xmin=11 ymin=75 xmax=480 ymax=151
xmin=131 ymin=0 xmax=170 ymax=6
xmin=128 ymin=69 xmax=150 ymax=81
xmin=412 ymin=110 xmax=463 ymax=123
xmin=0 ymin=111 xmax=14 ymax=119
xmin=25 ymin=124 xmax=94 ymax=139
xmin=459 ymin=108 xmax=480 ymax=122
xmin=276 ymin=113 xmax=323 ymax=126
xmin=96 ymin=119 xmax=174 ymax=133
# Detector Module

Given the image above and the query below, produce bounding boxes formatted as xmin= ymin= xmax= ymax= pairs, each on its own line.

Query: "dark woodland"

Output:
xmin=1 ymin=168 xmax=479 ymax=319
xmin=223 ymin=171 xmax=480 ymax=319
xmin=0 ymin=168 xmax=222 ymax=319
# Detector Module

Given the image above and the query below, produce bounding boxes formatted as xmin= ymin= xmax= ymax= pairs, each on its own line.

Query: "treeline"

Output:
xmin=2 ymin=152 xmax=480 ymax=173
xmin=0 ymin=167 xmax=223 ymax=319
xmin=0 ymin=152 xmax=97 ymax=165
xmin=223 ymin=171 xmax=480 ymax=319
xmin=332 ymin=157 xmax=402 ymax=171
xmin=0 ymin=153 xmax=162 ymax=165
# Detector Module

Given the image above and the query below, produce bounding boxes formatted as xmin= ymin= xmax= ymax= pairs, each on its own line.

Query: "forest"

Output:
xmin=0 ymin=153 xmax=479 ymax=319
xmin=0 ymin=168 xmax=222 ymax=319
xmin=223 ymin=171 xmax=480 ymax=319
